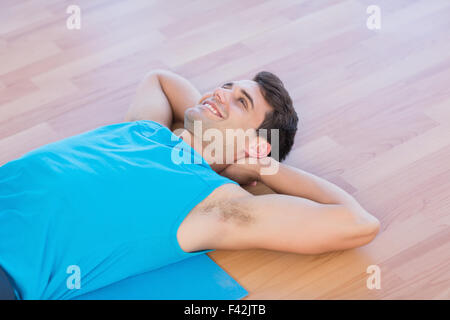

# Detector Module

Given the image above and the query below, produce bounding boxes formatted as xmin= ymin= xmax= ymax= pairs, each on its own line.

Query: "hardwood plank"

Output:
xmin=1 ymin=0 xmax=449 ymax=300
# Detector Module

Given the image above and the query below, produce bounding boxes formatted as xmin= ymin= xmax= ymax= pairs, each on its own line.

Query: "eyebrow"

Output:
xmin=223 ymin=82 xmax=254 ymax=110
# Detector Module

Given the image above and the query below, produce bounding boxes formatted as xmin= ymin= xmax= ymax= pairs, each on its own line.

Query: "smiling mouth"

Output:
xmin=202 ymin=101 xmax=223 ymax=118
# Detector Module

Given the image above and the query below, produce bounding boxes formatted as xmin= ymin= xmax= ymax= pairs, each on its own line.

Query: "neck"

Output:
xmin=175 ymin=128 xmax=229 ymax=173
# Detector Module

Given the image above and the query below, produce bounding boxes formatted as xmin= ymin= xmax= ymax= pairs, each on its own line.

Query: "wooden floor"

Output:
xmin=1 ymin=0 xmax=449 ymax=299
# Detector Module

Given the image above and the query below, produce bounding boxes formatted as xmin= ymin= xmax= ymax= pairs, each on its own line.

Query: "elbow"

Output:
xmin=357 ymin=212 xmax=380 ymax=236
xmin=357 ymin=218 xmax=380 ymax=247
xmin=343 ymin=205 xmax=380 ymax=235
xmin=145 ymin=69 xmax=173 ymax=81
xmin=335 ymin=209 xmax=381 ymax=251
xmin=310 ymin=214 xmax=381 ymax=255
xmin=143 ymin=69 xmax=162 ymax=82
xmin=369 ymin=216 xmax=381 ymax=236
xmin=351 ymin=212 xmax=381 ymax=247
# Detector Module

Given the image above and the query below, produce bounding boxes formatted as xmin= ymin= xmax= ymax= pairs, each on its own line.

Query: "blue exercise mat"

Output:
xmin=73 ymin=254 xmax=248 ymax=300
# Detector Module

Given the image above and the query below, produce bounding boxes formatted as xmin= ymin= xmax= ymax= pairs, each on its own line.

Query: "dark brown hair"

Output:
xmin=253 ymin=71 xmax=298 ymax=162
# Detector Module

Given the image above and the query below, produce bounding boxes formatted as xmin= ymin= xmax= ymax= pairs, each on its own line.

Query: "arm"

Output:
xmin=218 ymin=158 xmax=380 ymax=254
xmin=124 ymin=69 xmax=202 ymax=129
xmin=220 ymin=157 xmax=372 ymax=213
xmin=259 ymin=161 xmax=369 ymax=213
xmin=223 ymin=192 xmax=380 ymax=255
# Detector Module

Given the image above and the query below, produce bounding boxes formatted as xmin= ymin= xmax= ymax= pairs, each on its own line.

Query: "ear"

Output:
xmin=246 ymin=136 xmax=271 ymax=159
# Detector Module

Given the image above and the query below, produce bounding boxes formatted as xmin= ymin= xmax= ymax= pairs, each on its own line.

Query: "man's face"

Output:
xmin=184 ymin=80 xmax=273 ymax=162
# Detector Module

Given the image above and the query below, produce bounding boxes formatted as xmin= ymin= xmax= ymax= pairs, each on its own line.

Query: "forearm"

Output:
xmin=156 ymin=70 xmax=202 ymax=123
xmin=125 ymin=71 xmax=173 ymax=126
xmin=259 ymin=162 xmax=366 ymax=211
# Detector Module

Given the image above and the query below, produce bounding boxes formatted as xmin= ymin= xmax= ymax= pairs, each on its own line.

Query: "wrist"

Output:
xmin=253 ymin=161 xmax=262 ymax=181
xmin=257 ymin=157 xmax=280 ymax=182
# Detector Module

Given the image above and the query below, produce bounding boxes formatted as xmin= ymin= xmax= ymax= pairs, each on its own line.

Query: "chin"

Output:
xmin=186 ymin=107 xmax=215 ymax=127
xmin=185 ymin=105 xmax=205 ymax=120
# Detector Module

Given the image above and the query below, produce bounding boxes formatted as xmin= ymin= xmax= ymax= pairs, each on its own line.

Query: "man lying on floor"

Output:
xmin=0 ymin=70 xmax=380 ymax=300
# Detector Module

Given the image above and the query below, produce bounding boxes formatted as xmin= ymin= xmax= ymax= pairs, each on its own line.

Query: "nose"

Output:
xmin=213 ymin=87 xmax=228 ymax=105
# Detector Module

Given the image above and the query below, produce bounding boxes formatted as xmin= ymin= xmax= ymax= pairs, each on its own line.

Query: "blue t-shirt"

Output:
xmin=0 ymin=120 xmax=238 ymax=300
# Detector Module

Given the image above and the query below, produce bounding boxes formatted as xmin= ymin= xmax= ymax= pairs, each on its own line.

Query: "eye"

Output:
xmin=239 ymin=97 xmax=247 ymax=109
xmin=221 ymin=83 xmax=247 ymax=110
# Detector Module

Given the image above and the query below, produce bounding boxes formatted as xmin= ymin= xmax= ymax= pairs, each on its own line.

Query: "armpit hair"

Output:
xmin=200 ymin=199 xmax=254 ymax=226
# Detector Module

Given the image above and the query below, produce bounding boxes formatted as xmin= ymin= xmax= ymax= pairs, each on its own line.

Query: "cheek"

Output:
xmin=227 ymin=114 xmax=251 ymax=130
xmin=229 ymin=102 xmax=247 ymax=117
xmin=198 ymin=93 xmax=212 ymax=104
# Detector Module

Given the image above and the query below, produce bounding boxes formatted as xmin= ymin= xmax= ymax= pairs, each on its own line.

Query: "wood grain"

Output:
xmin=0 ymin=0 xmax=449 ymax=299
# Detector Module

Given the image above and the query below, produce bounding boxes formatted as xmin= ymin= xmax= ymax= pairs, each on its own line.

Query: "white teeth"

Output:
xmin=204 ymin=103 xmax=219 ymax=116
